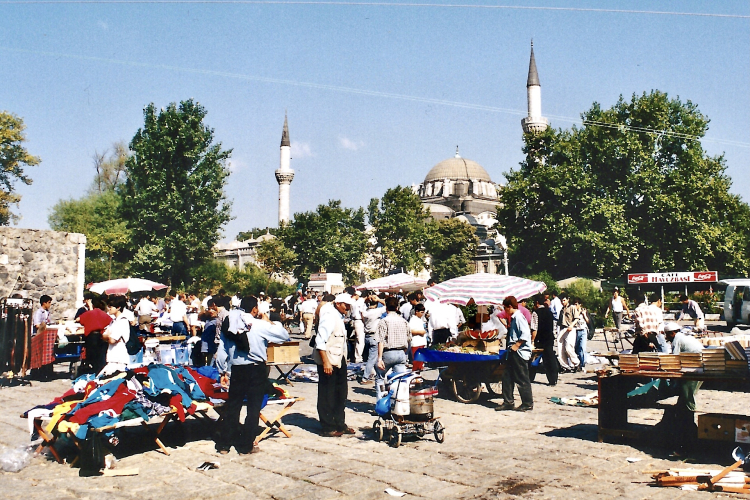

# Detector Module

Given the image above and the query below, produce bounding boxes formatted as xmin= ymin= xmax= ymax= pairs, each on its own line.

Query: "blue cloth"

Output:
xmin=413 ymin=348 xmax=506 ymax=363
xmin=196 ymin=365 xmax=220 ymax=381
xmin=201 ymin=319 xmax=219 ymax=354
xmin=145 ymin=365 xmax=195 ymax=408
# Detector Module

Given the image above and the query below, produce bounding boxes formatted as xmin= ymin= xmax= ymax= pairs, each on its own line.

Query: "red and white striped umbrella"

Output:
xmin=356 ymin=273 xmax=428 ymax=293
xmin=424 ymin=273 xmax=546 ymax=306
xmin=88 ymin=278 xmax=168 ymax=296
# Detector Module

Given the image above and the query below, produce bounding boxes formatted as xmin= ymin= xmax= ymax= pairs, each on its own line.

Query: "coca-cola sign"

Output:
xmin=627 ymin=271 xmax=718 ymax=284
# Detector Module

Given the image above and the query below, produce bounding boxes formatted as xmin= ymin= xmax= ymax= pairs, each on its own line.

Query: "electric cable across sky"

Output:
xmin=1 ymin=45 xmax=747 ymax=149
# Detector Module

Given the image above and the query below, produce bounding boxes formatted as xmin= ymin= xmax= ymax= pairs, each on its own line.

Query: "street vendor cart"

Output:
xmin=414 ymin=349 xmax=506 ymax=403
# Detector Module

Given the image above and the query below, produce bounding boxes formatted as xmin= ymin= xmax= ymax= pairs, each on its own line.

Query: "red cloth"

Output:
xmin=185 ymin=366 xmax=227 ymax=401
xmin=30 ymin=330 xmax=57 ymax=369
xmin=69 ymin=384 xmax=136 ymax=424
xmin=169 ymin=394 xmax=186 ymax=422
xmin=78 ymin=309 xmax=113 ymax=336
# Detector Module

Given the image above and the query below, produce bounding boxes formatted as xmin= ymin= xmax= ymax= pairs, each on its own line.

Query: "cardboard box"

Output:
xmin=736 ymin=419 xmax=750 ymax=444
xmin=267 ymin=341 xmax=300 ymax=364
xmin=698 ymin=413 xmax=749 ymax=442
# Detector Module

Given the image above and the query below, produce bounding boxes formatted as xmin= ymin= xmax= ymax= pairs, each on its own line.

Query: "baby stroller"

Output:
xmin=373 ymin=371 xmax=444 ymax=448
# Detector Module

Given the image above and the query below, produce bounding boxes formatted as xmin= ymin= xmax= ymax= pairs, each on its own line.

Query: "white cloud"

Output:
xmin=97 ymin=20 xmax=109 ymax=30
xmin=292 ymin=141 xmax=314 ymax=158
xmin=339 ymin=136 xmax=365 ymax=151
xmin=226 ymin=158 xmax=246 ymax=173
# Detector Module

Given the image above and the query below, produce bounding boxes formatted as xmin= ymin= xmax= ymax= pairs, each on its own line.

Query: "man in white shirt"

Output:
xmin=136 ymin=295 xmax=156 ymax=331
xmin=170 ymin=294 xmax=190 ymax=335
xmin=258 ymin=294 xmax=271 ymax=315
xmin=347 ymin=288 xmax=367 ymax=364
xmin=425 ymin=299 xmax=453 ymax=345
xmin=400 ymin=293 xmax=418 ymax=321
xmin=409 ymin=303 xmax=427 ymax=370
xmin=299 ymin=293 xmax=318 ymax=339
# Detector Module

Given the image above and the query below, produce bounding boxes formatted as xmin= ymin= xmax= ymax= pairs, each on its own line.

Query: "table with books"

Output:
xmin=597 ymin=340 xmax=750 ymax=443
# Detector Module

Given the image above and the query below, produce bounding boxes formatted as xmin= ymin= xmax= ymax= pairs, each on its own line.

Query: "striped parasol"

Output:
xmin=424 ymin=273 xmax=546 ymax=306
xmin=355 ymin=273 xmax=428 ymax=293
xmin=88 ymin=278 xmax=168 ymax=296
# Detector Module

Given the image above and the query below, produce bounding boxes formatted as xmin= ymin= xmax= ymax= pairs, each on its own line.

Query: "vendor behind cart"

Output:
xmin=658 ymin=322 xmax=704 ymax=452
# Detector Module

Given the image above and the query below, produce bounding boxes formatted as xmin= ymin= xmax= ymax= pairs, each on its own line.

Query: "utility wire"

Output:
xmin=2 ymin=45 xmax=748 ymax=148
xmin=0 ymin=0 xmax=747 ymax=18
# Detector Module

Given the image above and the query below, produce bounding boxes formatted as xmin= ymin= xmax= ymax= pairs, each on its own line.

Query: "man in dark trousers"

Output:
xmin=313 ymin=293 xmax=355 ymax=437
xmin=215 ymin=296 xmax=289 ymax=455
xmin=530 ymin=294 xmax=559 ymax=386
xmin=496 ymin=295 xmax=534 ymax=412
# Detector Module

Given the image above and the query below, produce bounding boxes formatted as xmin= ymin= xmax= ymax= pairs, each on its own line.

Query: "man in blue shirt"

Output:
xmin=496 ymin=295 xmax=534 ymax=412
xmin=215 ymin=296 xmax=289 ymax=455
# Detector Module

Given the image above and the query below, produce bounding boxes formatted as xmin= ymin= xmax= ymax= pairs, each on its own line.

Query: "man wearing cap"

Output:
xmin=660 ymin=322 xmax=704 ymax=452
xmin=313 ymin=293 xmax=355 ymax=437
xmin=605 ymin=288 xmax=630 ymax=330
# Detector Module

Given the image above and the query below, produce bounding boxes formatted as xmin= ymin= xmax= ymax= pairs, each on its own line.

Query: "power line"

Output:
xmin=0 ymin=0 xmax=748 ymax=18
xmin=1 ymin=45 xmax=748 ymax=148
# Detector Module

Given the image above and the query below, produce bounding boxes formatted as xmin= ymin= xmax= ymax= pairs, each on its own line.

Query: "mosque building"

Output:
xmin=412 ymin=42 xmax=548 ymax=275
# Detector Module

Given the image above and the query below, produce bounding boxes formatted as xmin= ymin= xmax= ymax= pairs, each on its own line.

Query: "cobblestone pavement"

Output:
xmin=1 ymin=326 xmax=749 ymax=499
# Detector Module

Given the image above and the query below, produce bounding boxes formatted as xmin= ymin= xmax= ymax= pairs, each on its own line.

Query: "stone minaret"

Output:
xmin=521 ymin=41 xmax=549 ymax=134
xmin=275 ymin=114 xmax=294 ymax=225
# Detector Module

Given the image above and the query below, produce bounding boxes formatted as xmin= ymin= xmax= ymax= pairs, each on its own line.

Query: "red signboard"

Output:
xmin=627 ymin=271 xmax=718 ymax=284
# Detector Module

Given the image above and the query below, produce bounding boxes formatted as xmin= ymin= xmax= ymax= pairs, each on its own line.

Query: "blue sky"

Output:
xmin=1 ymin=1 xmax=748 ymax=242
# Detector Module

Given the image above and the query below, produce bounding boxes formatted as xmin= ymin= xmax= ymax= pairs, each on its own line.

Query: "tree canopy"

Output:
xmin=0 ymin=111 xmax=40 ymax=225
xmin=49 ymin=190 xmax=131 ymax=282
xmin=121 ymin=100 xmax=232 ymax=287
xmin=425 ymin=218 xmax=478 ymax=282
xmin=498 ymin=91 xmax=750 ymax=279
xmin=368 ymin=186 xmax=431 ymax=274
xmin=278 ymin=200 xmax=368 ymax=283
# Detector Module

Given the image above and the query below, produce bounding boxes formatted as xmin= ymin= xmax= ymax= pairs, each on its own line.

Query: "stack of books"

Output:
xmin=726 ymin=359 xmax=747 ymax=374
xmin=745 ymin=347 xmax=750 ymax=371
xmin=702 ymin=348 xmax=726 ymax=373
xmin=680 ymin=352 xmax=703 ymax=372
xmin=638 ymin=353 xmax=660 ymax=371
xmin=618 ymin=354 xmax=639 ymax=372
xmin=659 ymin=354 xmax=681 ymax=372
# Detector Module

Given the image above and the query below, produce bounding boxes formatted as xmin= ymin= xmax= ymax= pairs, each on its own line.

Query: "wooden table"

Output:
xmin=597 ymin=370 xmax=750 ymax=443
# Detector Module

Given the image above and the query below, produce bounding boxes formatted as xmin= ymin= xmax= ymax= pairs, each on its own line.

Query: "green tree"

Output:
xmin=0 ymin=111 xmax=40 ymax=225
xmin=189 ymin=259 xmax=295 ymax=298
xmin=92 ymin=141 xmax=129 ymax=193
xmin=121 ymin=100 xmax=232 ymax=287
xmin=255 ymin=237 xmax=297 ymax=290
xmin=368 ymin=186 xmax=431 ymax=274
xmin=49 ymin=191 xmax=131 ymax=281
xmin=278 ymin=200 xmax=368 ymax=283
xmin=425 ymin=218 xmax=479 ymax=282
xmin=525 ymin=271 xmax=560 ymax=296
xmin=498 ymin=91 xmax=750 ymax=279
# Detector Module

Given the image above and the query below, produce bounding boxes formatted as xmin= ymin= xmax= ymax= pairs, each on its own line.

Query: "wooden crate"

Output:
xmin=267 ymin=341 xmax=301 ymax=364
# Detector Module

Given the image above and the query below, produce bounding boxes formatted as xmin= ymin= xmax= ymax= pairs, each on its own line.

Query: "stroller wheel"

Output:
xmin=389 ymin=428 xmax=401 ymax=448
xmin=434 ymin=420 xmax=445 ymax=444
xmin=373 ymin=419 xmax=384 ymax=442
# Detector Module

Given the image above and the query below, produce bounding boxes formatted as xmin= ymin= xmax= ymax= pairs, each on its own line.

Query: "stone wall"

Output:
xmin=0 ymin=227 xmax=86 ymax=322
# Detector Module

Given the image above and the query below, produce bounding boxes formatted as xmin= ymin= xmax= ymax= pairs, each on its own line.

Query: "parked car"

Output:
xmin=721 ymin=279 xmax=750 ymax=327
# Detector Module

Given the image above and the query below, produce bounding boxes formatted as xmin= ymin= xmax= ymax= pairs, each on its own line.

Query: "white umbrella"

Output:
xmin=424 ymin=273 xmax=546 ymax=306
xmin=356 ymin=273 xmax=428 ymax=293
xmin=88 ymin=278 xmax=168 ymax=296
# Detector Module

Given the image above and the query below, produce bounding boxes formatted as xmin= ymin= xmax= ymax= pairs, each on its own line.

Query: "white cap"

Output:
xmin=334 ymin=293 xmax=354 ymax=305
xmin=664 ymin=322 xmax=681 ymax=333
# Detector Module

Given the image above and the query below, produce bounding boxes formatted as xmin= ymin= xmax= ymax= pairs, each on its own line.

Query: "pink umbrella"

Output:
xmin=87 ymin=278 xmax=167 ymax=296
xmin=424 ymin=273 xmax=546 ymax=306
xmin=356 ymin=273 xmax=428 ymax=293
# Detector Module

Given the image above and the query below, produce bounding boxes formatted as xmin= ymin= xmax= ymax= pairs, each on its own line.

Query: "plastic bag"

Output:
xmin=0 ymin=446 xmax=33 ymax=472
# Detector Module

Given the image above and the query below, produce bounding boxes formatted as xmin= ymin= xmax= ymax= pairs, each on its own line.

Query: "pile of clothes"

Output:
xmin=24 ymin=364 xmax=227 ymax=441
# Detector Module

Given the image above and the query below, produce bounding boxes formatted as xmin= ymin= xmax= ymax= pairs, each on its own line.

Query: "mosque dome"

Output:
xmin=424 ymin=155 xmax=492 ymax=183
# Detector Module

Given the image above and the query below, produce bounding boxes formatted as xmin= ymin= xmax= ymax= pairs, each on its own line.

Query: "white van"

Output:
xmin=722 ymin=279 xmax=750 ymax=327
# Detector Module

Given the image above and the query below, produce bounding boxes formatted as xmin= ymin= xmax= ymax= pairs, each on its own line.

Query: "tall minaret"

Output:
xmin=275 ymin=113 xmax=294 ymax=225
xmin=521 ymin=41 xmax=549 ymax=134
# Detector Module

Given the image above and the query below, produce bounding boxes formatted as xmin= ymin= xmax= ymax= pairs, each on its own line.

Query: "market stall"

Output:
xmin=415 ymin=348 xmax=506 ymax=403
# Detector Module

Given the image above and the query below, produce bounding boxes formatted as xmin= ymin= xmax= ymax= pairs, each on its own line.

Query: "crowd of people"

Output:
xmin=27 ymin=283 xmax=710 ymax=454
